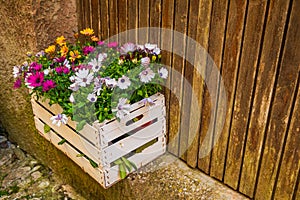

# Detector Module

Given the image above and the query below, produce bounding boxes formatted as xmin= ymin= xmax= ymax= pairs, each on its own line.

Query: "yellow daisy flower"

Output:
xmin=80 ymin=28 xmax=94 ymax=36
xmin=56 ymin=36 xmax=66 ymax=46
xmin=45 ymin=45 xmax=56 ymax=54
xmin=91 ymin=36 xmax=99 ymax=42
xmin=69 ymin=50 xmax=81 ymax=62
xmin=60 ymin=45 xmax=69 ymax=57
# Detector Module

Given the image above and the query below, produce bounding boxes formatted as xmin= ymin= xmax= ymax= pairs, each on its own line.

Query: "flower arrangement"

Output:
xmin=13 ymin=28 xmax=168 ymax=130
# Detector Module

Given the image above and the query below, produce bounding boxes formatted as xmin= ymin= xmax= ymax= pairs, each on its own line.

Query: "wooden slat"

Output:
xmin=224 ymin=0 xmax=268 ymax=189
xmin=118 ymin=0 xmax=127 ymax=43
xmin=160 ymin=0 xmax=175 ymax=153
xmin=138 ymin=0 xmax=150 ymax=44
xmin=109 ymin=0 xmax=118 ymax=41
xmin=99 ymin=0 xmax=109 ymax=40
xmin=255 ymin=1 xmax=300 ymax=198
xmin=197 ymin=0 xmax=229 ymax=174
xmin=239 ymin=0 xmax=291 ymax=197
xmin=210 ymin=0 xmax=247 ymax=181
xmin=35 ymin=98 xmax=99 ymax=148
xmin=127 ymin=0 xmax=138 ymax=43
xmin=34 ymin=117 xmax=105 ymax=187
xmin=91 ymin=0 xmax=100 ymax=36
xmin=179 ymin=0 xmax=200 ymax=161
xmin=186 ymin=0 xmax=212 ymax=168
xmin=31 ymin=100 xmax=102 ymax=165
xmin=168 ymin=0 xmax=189 ymax=157
xmin=76 ymin=0 xmax=84 ymax=31
xmin=83 ymin=0 xmax=91 ymax=28
xmin=104 ymin=119 xmax=165 ymax=164
xmin=273 ymin=79 xmax=299 ymax=200
xmin=149 ymin=0 xmax=161 ymax=44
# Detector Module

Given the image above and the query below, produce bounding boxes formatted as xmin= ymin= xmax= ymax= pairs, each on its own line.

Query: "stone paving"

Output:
xmin=0 ymin=134 xmax=85 ymax=200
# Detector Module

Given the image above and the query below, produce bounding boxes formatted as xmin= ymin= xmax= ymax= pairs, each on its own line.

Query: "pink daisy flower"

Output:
xmin=42 ymin=80 xmax=56 ymax=92
xmin=26 ymin=72 xmax=44 ymax=87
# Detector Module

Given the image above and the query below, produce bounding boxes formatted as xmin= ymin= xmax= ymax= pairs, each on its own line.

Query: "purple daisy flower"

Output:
xmin=26 ymin=72 xmax=44 ymax=87
xmin=83 ymin=46 xmax=95 ymax=55
xmin=13 ymin=78 xmax=22 ymax=89
xmin=42 ymin=80 xmax=56 ymax=92
xmin=107 ymin=42 xmax=118 ymax=48
xmin=30 ymin=62 xmax=42 ymax=71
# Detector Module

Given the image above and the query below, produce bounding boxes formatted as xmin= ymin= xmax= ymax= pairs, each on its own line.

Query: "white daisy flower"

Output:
xmin=50 ymin=114 xmax=68 ymax=127
xmin=63 ymin=59 xmax=71 ymax=69
xmin=88 ymin=58 xmax=102 ymax=72
xmin=117 ymin=75 xmax=131 ymax=89
xmin=87 ymin=93 xmax=97 ymax=102
xmin=13 ymin=66 xmax=21 ymax=78
xmin=145 ymin=43 xmax=157 ymax=51
xmin=75 ymin=69 xmax=94 ymax=87
xmin=98 ymin=53 xmax=107 ymax=61
xmin=69 ymin=94 xmax=75 ymax=103
xmin=137 ymin=45 xmax=145 ymax=51
xmin=43 ymin=68 xmax=52 ymax=75
xmin=120 ymin=42 xmax=136 ymax=54
xmin=139 ymin=68 xmax=155 ymax=83
xmin=141 ymin=57 xmax=150 ymax=67
xmin=158 ymin=67 xmax=168 ymax=79
xmin=104 ymin=77 xmax=117 ymax=88
xmin=93 ymin=77 xmax=103 ymax=95
xmin=153 ymin=47 xmax=161 ymax=55
xmin=112 ymin=98 xmax=131 ymax=119
xmin=69 ymin=75 xmax=76 ymax=82
xmin=141 ymin=98 xmax=155 ymax=106
xmin=68 ymin=82 xmax=79 ymax=91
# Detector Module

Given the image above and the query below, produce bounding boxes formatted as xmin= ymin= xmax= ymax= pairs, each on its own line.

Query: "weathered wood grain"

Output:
xmin=90 ymin=0 xmax=99 ymax=36
xmin=83 ymin=0 xmax=91 ymax=28
xmin=138 ymin=0 xmax=149 ymax=44
xmin=210 ymin=0 xmax=247 ymax=181
xmin=118 ymin=0 xmax=127 ymax=43
xmin=149 ymin=0 xmax=161 ymax=45
xmin=160 ymin=0 xmax=175 ymax=148
xmin=109 ymin=0 xmax=118 ymax=40
xmin=239 ymin=0 xmax=291 ymax=197
xmin=186 ymin=0 xmax=212 ymax=168
xmin=224 ymin=0 xmax=268 ymax=189
xmin=273 ymin=76 xmax=299 ymax=200
xmin=127 ymin=0 xmax=138 ymax=43
xmin=99 ymin=0 xmax=109 ymax=40
xmin=168 ymin=0 xmax=189 ymax=157
xmin=255 ymin=0 xmax=299 ymax=198
xmin=198 ymin=0 xmax=228 ymax=174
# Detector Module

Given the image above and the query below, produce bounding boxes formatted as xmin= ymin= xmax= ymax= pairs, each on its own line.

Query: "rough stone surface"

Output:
xmin=0 ymin=135 xmax=85 ymax=200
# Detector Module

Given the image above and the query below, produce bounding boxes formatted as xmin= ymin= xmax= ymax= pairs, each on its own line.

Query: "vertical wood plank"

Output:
xmin=118 ymin=0 xmax=127 ymax=43
xmin=127 ymin=0 xmax=138 ymax=43
xmin=179 ymin=0 xmax=198 ymax=161
xmin=239 ymin=0 xmax=291 ymax=197
xmin=160 ymin=0 xmax=175 ymax=148
xmin=186 ymin=0 xmax=212 ymax=168
xmin=168 ymin=0 xmax=189 ymax=157
xmin=210 ymin=0 xmax=247 ymax=181
xmin=76 ymin=0 xmax=84 ymax=31
xmin=109 ymin=0 xmax=118 ymax=40
xmin=273 ymin=77 xmax=299 ymax=200
xmin=138 ymin=0 xmax=149 ymax=44
xmin=83 ymin=0 xmax=91 ymax=28
xmin=224 ymin=0 xmax=268 ymax=189
xmin=149 ymin=0 xmax=161 ymax=44
xmin=99 ymin=0 xmax=109 ymax=40
xmin=91 ymin=0 xmax=100 ymax=36
xmin=255 ymin=0 xmax=299 ymax=198
xmin=198 ymin=0 xmax=229 ymax=174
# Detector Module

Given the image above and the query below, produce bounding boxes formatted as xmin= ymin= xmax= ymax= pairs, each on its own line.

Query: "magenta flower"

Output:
xmin=30 ymin=62 xmax=42 ymax=71
xmin=83 ymin=46 xmax=95 ymax=55
xmin=107 ymin=42 xmax=118 ymax=48
xmin=27 ymin=72 xmax=44 ymax=87
xmin=63 ymin=67 xmax=70 ymax=74
xmin=97 ymin=41 xmax=105 ymax=46
xmin=13 ymin=78 xmax=21 ymax=89
xmin=54 ymin=57 xmax=65 ymax=63
xmin=55 ymin=66 xmax=64 ymax=74
xmin=42 ymin=80 xmax=56 ymax=92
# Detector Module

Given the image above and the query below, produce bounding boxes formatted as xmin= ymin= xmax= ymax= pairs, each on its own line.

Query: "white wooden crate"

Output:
xmin=31 ymin=93 xmax=166 ymax=188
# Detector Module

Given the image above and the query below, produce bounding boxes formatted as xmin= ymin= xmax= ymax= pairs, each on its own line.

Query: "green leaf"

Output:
xmin=137 ymin=90 xmax=143 ymax=96
xmin=119 ymin=163 xmax=127 ymax=179
xmin=76 ymin=154 xmax=84 ymax=157
xmin=44 ymin=124 xmax=51 ymax=134
xmin=121 ymin=157 xmax=132 ymax=172
xmin=114 ymin=159 xmax=123 ymax=165
xmin=58 ymin=139 xmax=66 ymax=145
xmin=76 ymin=120 xmax=86 ymax=131
xmin=89 ymin=159 xmax=98 ymax=168
xmin=129 ymin=160 xmax=138 ymax=171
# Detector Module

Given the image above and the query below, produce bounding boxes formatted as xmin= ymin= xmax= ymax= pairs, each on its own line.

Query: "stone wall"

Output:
xmin=0 ymin=0 xmax=128 ymax=199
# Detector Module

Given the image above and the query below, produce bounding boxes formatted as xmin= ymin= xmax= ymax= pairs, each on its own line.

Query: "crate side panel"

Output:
xmin=34 ymin=117 xmax=105 ymax=187
xmin=31 ymin=100 xmax=102 ymax=164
